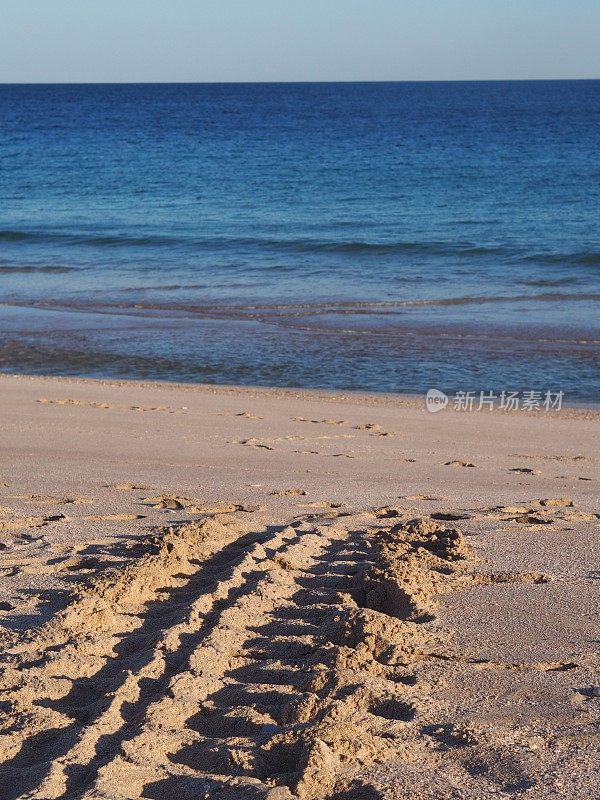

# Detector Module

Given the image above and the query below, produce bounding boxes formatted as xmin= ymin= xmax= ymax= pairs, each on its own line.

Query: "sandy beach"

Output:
xmin=0 ymin=373 xmax=598 ymax=799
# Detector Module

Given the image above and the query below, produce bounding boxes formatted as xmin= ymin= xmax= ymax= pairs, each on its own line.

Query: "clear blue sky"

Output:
xmin=1 ymin=0 xmax=599 ymax=83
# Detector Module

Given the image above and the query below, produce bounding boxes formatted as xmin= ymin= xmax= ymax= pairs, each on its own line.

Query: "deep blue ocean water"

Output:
xmin=0 ymin=81 xmax=599 ymax=399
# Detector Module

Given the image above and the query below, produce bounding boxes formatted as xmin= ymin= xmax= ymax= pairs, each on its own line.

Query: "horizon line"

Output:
xmin=1 ymin=77 xmax=600 ymax=87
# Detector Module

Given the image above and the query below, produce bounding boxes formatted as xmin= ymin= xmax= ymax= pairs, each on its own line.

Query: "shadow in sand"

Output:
xmin=332 ymin=786 xmax=385 ymax=800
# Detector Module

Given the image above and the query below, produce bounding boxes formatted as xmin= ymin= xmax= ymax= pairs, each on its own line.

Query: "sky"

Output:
xmin=1 ymin=1 xmax=599 ymax=83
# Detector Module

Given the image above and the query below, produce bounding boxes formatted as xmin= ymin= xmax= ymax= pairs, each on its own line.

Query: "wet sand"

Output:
xmin=0 ymin=373 xmax=598 ymax=799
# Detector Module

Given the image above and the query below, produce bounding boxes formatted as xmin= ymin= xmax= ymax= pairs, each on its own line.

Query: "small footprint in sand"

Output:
xmin=353 ymin=423 xmax=396 ymax=437
xmin=444 ymin=460 xmax=476 ymax=468
xmin=512 ymin=453 xmax=593 ymax=463
xmin=270 ymin=488 xmax=307 ymax=497
xmin=109 ymin=483 xmax=152 ymax=491
xmin=143 ymin=495 xmax=259 ymax=514
xmin=38 ymin=398 xmax=110 ymax=409
xmin=230 ymin=438 xmax=274 ymax=450
xmin=509 ymin=467 xmax=541 ymax=475
xmin=11 ymin=555 xmax=104 ymax=576
xmin=129 ymin=405 xmax=187 ymax=414
xmin=473 ymin=571 xmax=554 ymax=587
xmin=82 ymin=514 xmax=145 ymax=522
xmin=9 ymin=494 xmax=92 ymax=505
xmin=480 ymin=497 xmax=598 ymax=530
xmin=187 ymin=502 xmax=260 ymax=514
xmin=147 ymin=496 xmax=187 ymax=509
xmin=488 ymin=500 xmax=572 ymax=514
xmin=538 ymin=497 xmax=574 ymax=508
xmin=0 ymin=513 xmax=66 ymax=532
xmin=235 ymin=411 xmax=263 ymax=420
xmin=293 ymin=417 xmax=345 ymax=425
xmin=373 ymin=506 xmax=404 ymax=519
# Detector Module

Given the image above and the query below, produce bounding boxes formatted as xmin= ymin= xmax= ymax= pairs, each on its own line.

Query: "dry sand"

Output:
xmin=0 ymin=373 xmax=598 ymax=799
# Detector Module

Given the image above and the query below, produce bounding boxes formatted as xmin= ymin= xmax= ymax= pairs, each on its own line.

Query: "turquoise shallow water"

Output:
xmin=0 ymin=81 xmax=599 ymax=399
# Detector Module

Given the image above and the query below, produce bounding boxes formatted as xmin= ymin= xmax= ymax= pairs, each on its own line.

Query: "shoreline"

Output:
xmin=2 ymin=295 xmax=599 ymax=405
xmin=2 ymin=371 xmax=599 ymax=416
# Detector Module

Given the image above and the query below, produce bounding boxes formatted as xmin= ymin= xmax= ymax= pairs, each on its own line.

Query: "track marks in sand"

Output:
xmin=0 ymin=510 xmax=587 ymax=798
xmin=0 ymin=513 xmax=480 ymax=799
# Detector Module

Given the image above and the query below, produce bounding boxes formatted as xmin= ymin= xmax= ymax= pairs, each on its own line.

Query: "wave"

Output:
xmin=116 ymin=283 xmax=207 ymax=292
xmin=405 ymin=292 xmax=600 ymax=307
xmin=11 ymin=291 xmax=600 ymax=325
xmin=287 ymin=241 xmax=509 ymax=257
xmin=517 ymin=277 xmax=580 ymax=287
xmin=0 ymin=230 xmax=180 ymax=247
xmin=0 ymin=265 xmax=78 ymax=274
xmin=0 ymin=229 xmax=512 ymax=258
xmin=142 ymin=291 xmax=600 ymax=313
xmin=0 ymin=231 xmax=36 ymax=243
xmin=525 ymin=251 xmax=600 ymax=267
xmin=4 ymin=227 xmax=599 ymax=267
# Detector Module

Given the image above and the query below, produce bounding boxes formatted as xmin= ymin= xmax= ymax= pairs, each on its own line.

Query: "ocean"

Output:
xmin=0 ymin=81 xmax=599 ymax=400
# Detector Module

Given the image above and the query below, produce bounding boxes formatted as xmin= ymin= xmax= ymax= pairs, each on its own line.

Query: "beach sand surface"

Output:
xmin=0 ymin=374 xmax=598 ymax=799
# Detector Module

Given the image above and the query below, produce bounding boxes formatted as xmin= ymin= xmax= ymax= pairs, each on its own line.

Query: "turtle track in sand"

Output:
xmin=0 ymin=512 xmax=476 ymax=799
